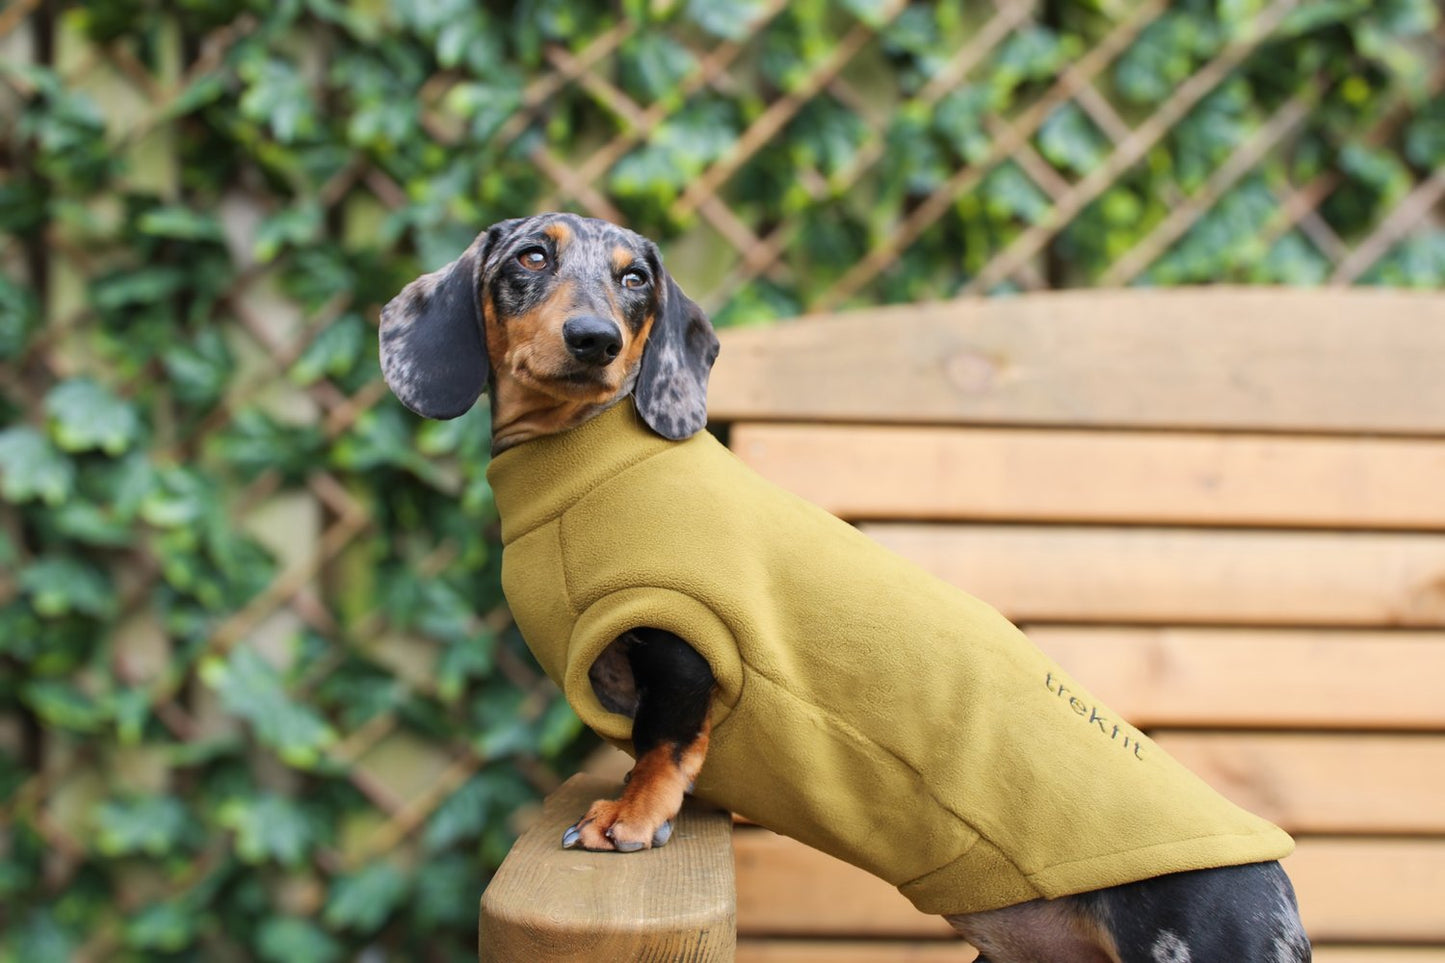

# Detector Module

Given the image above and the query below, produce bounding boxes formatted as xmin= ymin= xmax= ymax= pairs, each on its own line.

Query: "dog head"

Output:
xmin=379 ymin=212 xmax=719 ymax=441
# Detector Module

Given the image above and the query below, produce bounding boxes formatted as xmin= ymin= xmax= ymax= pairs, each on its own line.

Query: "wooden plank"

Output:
xmin=1031 ymin=627 xmax=1445 ymax=729
xmin=862 ymin=525 xmax=1445 ymax=626
xmin=735 ymin=828 xmax=1445 ymax=942
xmin=1149 ymin=733 xmax=1445 ymax=834
xmin=708 ymin=288 xmax=1445 ymax=435
xmin=480 ymin=775 xmax=735 ymax=962
xmin=1291 ymin=839 xmax=1445 ymax=942
xmin=737 ymin=942 xmax=1445 ymax=963
xmin=1314 ymin=951 xmax=1445 ymax=963
xmin=730 ymin=424 xmax=1445 ymax=529
xmin=733 ymin=826 xmax=953 ymax=939
xmin=737 ymin=940 xmax=973 ymax=963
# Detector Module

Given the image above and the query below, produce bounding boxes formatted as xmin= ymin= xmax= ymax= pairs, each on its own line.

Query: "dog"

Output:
xmin=380 ymin=212 xmax=1311 ymax=963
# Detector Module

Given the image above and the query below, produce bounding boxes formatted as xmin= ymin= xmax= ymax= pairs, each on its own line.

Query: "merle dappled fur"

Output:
xmin=378 ymin=213 xmax=717 ymax=441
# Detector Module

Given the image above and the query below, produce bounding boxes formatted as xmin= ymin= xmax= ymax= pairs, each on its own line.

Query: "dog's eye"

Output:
xmin=517 ymin=248 xmax=549 ymax=272
xmin=620 ymin=269 xmax=649 ymax=289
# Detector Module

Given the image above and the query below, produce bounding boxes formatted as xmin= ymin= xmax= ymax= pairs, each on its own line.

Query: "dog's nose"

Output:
xmin=563 ymin=316 xmax=623 ymax=366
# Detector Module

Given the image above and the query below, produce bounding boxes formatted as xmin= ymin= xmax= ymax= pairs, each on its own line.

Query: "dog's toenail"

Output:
xmin=652 ymin=821 xmax=673 ymax=846
xmin=562 ymin=826 xmax=581 ymax=848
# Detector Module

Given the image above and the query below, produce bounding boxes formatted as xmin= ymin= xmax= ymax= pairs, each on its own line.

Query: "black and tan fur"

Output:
xmin=379 ymin=212 xmax=1310 ymax=962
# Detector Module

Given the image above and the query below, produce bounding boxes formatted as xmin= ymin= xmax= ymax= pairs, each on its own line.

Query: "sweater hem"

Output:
xmin=899 ymin=824 xmax=1294 ymax=916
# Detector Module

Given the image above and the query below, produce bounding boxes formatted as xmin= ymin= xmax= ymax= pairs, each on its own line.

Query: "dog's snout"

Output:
xmin=563 ymin=315 xmax=623 ymax=366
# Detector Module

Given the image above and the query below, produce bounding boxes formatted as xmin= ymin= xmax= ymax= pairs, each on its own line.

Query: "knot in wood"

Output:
xmin=943 ymin=349 xmax=999 ymax=394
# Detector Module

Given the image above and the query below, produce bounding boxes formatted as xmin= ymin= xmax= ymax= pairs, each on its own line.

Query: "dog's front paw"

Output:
xmin=561 ymin=798 xmax=674 ymax=852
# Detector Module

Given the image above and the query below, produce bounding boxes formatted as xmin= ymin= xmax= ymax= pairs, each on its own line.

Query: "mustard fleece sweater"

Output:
xmin=486 ymin=400 xmax=1293 ymax=916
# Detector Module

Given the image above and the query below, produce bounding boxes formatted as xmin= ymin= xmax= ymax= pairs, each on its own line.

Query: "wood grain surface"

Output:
xmin=1029 ymin=627 xmax=1445 ymax=729
xmin=730 ymin=423 xmax=1445 ymax=528
xmin=861 ymin=524 xmax=1445 ymax=626
xmin=733 ymin=828 xmax=1445 ymax=942
xmin=708 ymin=288 xmax=1445 ymax=435
xmin=479 ymin=775 xmax=735 ymax=962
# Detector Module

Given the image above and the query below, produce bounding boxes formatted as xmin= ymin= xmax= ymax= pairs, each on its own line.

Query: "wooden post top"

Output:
xmin=479 ymin=774 xmax=736 ymax=963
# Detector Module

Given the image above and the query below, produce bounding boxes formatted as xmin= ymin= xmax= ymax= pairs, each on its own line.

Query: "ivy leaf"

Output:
xmin=165 ymin=71 xmax=227 ymax=116
xmin=0 ymin=428 xmax=74 ymax=505
xmin=686 ymin=0 xmax=768 ymax=40
xmin=89 ymin=266 xmax=187 ymax=311
xmin=314 ymin=660 xmax=404 ymax=729
xmin=256 ymin=917 xmax=341 ymax=963
xmin=20 ymin=557 xmax=117 ymax=619
xmin=617 ymin=34 xmax=697 ymax=102
xmin=254 ymin=202 xmax=323 ymax=263
xmin=536 ymin=697 xmax=584 ymax=756
xmin=123 ymin=901 xmax=196 ymax=952
xmin=0 ymin=909 xmax=77 ymax=963
xmin=415 ymin=579 xmax=482 ymax=646
xmin=1404 ymin=98 xmax=1445 ymax=169
xmin=44 ymin=379 xmax=142 ymax=455
xmin=94 ymin=795 xmax=198 ymax=857
xmin=331 ymin=405 xmax=436 ymax=480
xmin=435 ymin=629 xmax=495 ymax=703
xmin=162 ymin=328 xmax=233 ymax=406
xmin=932 ymin=86 xmax=992 ymax=164
xmin=323 ymin=863 xmax=410 ymax=934
xmin=838 ymin=0 xmax=894 ymax=27
xmin=610 ymin=101 xmax=737 ymax=200
xmin=981 ymin=162 xmax=1050 ymax=223
xmin=290 ymin=313 xmax=366 ymax=386
xmin=421 ymin=776 xmax=489 ymax=852
xmin=1115 ymin=13 xmax=1218 ymax=106
xmin=442 ymin=80 xmax=524 ymax=141
xmin=0 ymin=274 xmax=38 ymax=359
xmin=990 ymin=26 xmax=1080 ymax=100
xmin=216 ymin=792 xmax=316 ymax=866
xmin=470 ymin=686 xmax=537 ymax=757
xmin=207 ymin=409 xmax=326 ymax=480
xmin=0 ymin=747 xmax=24 ymax=807
xmin=1360 ymin=231 xmax=1445 ymax=287
xmin=412 ymin=854 xmax=478 ymax=928
xmin=392 ymin=0 xmax=474 ymax=34
xmin=111 ymin=688 xmax=151 ymax=745
xmin=136 ymin=206 xmax=224 ymax=242
xmin=238 ymin=55 xmax=319 ymax=143
xmin=20 ymin=680 xmax=108 ymax=734
xmin=139 ymin=466 xmax=212 ymax=528
xmin=1037 ymin=103 xmax=1109 ymax=176
xmin=201 ymin=649 xmax=337 ymax=768
xmin=789 ymin=97 xmax=869 ymax=181
xmin=49 ymin=502 xmax=133 ymax=547
xmin=1371 ymin=0 xmax=1438 ymax=35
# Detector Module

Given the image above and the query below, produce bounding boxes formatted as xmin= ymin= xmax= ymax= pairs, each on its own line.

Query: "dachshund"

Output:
xmin=379 ymin=212 xmax=1310 ymax=963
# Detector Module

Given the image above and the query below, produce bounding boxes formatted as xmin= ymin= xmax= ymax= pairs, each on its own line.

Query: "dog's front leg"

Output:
xmin=563 ymin=628 xmax=715 ymax=852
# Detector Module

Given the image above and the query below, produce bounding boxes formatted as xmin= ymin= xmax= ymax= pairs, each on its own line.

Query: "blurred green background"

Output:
xmin=1 ymin=1 xmax=1442 ymax=960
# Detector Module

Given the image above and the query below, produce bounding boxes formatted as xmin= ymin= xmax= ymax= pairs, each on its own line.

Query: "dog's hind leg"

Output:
xmin=564 ymin=628 xmax=715 ymax=852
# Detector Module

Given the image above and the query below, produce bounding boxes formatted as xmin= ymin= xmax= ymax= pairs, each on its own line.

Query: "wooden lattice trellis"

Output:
xmin=1 ymin=1 xmax=1442 ymax=957
xmin=377 ymin=0 xmax=1444 ymax=309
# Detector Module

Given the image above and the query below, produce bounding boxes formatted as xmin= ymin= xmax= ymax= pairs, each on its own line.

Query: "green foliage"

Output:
xmin=0 ymin=428 xmax=74 ymax=505
xmin=324 ymin=863 xmax=411 ymax=934
xmin=1 ymin=1 xmax=1440 ymax=960
xmin=256 ymin=917 xmax=342 ymax=963
xmin=202 ymin=649 xmax=337 ymax=768
xmin=216 ymin=792 xmax=318 ymax=866
xmin=45 ymin=379 xmax=142 ymax=456
xmin=94 ymin=795 xmax=199 ymax=856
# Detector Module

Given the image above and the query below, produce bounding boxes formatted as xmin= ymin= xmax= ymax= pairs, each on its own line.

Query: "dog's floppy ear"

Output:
xmin=379 ymin=228 xmax=501 ymax=420
xmin=634 ymin=271 xmax=720 ymax=440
